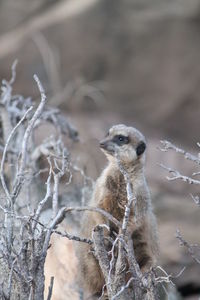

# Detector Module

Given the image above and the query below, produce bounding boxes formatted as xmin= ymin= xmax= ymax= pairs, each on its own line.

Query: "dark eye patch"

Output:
xmin=136 ymin=141 xmax=146 ymax=156
xmin=112 ymin=135 xmax=129 ymax=146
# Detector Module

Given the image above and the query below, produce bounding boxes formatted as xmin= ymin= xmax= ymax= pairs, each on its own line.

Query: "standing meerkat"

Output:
xmin=77 ymin=124 xmax=158 ymax=299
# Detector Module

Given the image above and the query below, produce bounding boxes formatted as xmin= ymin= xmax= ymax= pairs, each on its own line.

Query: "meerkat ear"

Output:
xmin=136 ymin=141 xmax=146 ymax=156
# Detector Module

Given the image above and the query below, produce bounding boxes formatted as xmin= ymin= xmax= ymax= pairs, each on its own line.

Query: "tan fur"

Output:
xmin=76 ymin=125 xmax=158 ymax=299
xmin=44 ymin=228 xmax=79 ymax=300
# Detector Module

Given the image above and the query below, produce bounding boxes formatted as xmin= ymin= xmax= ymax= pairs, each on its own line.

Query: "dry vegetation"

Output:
xmin=0 ymin=64 xmax=181 ymax=300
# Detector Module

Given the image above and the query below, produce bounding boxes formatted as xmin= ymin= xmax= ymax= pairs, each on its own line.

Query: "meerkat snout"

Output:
xmin=100 ymin=124 xmax=146 ymax=164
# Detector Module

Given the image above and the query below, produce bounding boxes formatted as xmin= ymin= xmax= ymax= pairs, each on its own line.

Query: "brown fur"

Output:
xmin=76 ymin=125 xmax=158 ymax=299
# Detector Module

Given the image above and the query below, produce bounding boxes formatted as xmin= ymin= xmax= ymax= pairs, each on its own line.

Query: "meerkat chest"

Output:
xmin=105 ymin=172 xmax=141 ymax=200
xmin=105 ymin=173 xmax=126 ymax=200
xmin=100 ymin=172 xmax=141 ymax=221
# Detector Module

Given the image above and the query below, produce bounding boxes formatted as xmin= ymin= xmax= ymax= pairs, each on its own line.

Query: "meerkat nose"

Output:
xmin=99 ymin=140 xmax=106 ymax=148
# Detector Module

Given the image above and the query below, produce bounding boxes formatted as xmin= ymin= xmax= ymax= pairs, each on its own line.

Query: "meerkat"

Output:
xmin=77 ymin=124 xmax=158 ymax=299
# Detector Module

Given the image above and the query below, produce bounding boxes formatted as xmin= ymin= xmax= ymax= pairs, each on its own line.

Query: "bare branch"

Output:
xmin=190 ymin=194 xmax=200 ymax=207
xmin=0 ymin=65 xmax=81 ymax=299
xmin=46 ymin=277 xmax=54 ymax=300
xmin=9 ymin=60 xmax=18 ymax=86
xmin=176 ymin=229 xmax=200 ymax=264
xmin=160 ymin=140 xmax=200 ymax=165
xmin=32 ymin=168 xmax=52 ymax=231
xmin=53 ymin=229 xmax=92 ymax=245
xmin=19 ymin=74 xmax=46 ymax=172
xmin=7 ymin=258 xmax=17 ymax=299
xmin=0 ymin=107 xmax=33 ymax=203
xmin=160 ymin=163 xmax=200 ymax=185
xmin=112 ymin=277 xmax=135 ymax=300
xmin=11 ymin=75 xmax=47 ymax=201
xmin=64 ymin=206 xmax=121 ymax=229
xmin=92 ymin=225 xmax=110 ymax=282
xmin=155 ymin=265 xmax=185 ymax=285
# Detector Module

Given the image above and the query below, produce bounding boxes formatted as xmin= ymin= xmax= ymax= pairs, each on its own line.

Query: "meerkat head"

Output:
xmin=100 ymin=124 xmax=146 ymax=166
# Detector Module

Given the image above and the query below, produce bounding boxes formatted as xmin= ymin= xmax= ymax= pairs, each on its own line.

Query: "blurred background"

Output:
xmin=1 ymin=0 xmax=200 ymax=299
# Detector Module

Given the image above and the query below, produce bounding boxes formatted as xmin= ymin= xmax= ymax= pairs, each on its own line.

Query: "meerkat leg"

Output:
xmin=77 ymin=242 xmax=105 ymax=299
xmin=77 ymin=213 xmax=109 ymax=299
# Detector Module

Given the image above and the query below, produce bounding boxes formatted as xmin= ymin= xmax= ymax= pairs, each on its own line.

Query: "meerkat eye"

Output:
xmin=118 ymin=136 xmax=124 ymax=142
xmin=113 ymin=135 xmax=129 ymax=145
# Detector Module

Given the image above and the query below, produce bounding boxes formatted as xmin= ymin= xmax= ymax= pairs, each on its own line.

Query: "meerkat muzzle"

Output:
xmin=99 ymin=139 xmax=115 ymax=154
xmin=99 ymin=140 xmax=107 ymax=149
